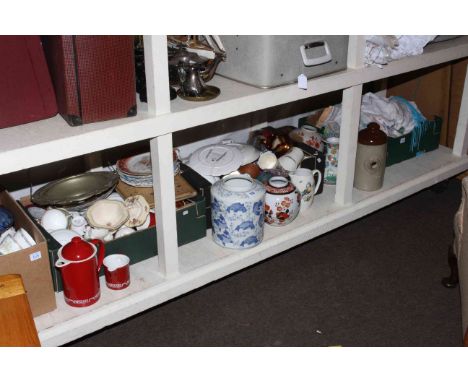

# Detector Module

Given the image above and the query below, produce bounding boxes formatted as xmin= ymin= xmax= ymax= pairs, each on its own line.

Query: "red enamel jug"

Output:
xmin=55 ymin=237 xmax=105 ymax=307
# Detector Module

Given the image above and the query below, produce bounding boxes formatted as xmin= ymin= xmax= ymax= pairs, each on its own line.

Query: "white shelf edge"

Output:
xmin=37 ymin=147 xmax=468 ymax=346
xmin=1 ymin=37 xmax=468 ymax=177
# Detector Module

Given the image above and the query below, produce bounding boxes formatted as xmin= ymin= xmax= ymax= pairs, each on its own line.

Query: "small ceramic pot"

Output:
xmin=324 ymin=137 xmax=339 ymax=185
xmin=264 ymin=176 xmax=301 ymax=226
xmin=238 ymin=162 xmax=261 ymax=179
xmin=103 ymin=254 xmax=130 ymax=290
xmin=300 ymin=125 xmax=324 ymax=152
xmin=211 ymin=174 xmax=266 ymax=249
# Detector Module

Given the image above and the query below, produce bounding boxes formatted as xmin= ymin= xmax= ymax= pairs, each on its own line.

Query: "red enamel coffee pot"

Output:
xmin=55 ymin=237 xmax=105 ymax=308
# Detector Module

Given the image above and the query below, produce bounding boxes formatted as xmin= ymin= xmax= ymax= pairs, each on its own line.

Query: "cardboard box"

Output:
xmin=0 ymin=190 xmax=56 ymax=317
xmin=24 ymin=194 xmax=207 ymax=292
xmin=386 ymin=116 xmax=442 ymax=166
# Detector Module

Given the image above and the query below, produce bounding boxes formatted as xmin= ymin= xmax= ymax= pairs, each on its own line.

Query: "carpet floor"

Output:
xmin=68 ymin=178 xmax=463 ymax=347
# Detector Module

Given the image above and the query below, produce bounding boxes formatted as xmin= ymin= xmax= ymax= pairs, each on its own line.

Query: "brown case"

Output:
xmin=41 ymin=35 xmax=136 ymax=126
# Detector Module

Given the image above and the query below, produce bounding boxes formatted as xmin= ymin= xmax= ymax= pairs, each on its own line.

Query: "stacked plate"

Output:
xmin=116 ymin=153 xmax=153 ymax=188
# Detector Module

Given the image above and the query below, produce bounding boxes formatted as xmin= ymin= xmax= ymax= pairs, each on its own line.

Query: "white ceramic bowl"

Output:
xmin=41 ymin=209 xmax=69 ymax=232
xmin=86 ymin=200 xmax=129 ymax=230
xmin=106 ymin=192 xmax=125 ymax=202
xmin=115 ymin=226 xmax=135 ymax=238
xmin=85 ymin=226 xmax=110 ymax=240
xmin=51 ymin=229 xmax=80 ymax=246
xmin=124 ymin=195 xmax=150 ymax=228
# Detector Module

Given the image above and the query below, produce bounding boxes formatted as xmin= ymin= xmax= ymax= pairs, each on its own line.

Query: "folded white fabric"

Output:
xmin=365 ymin=35 xmax=436 ymax=67
xmin=317 ymin=92 xmax=426 ymax=138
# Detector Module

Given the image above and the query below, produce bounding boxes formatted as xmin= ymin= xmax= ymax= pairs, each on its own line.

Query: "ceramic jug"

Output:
xmin=55 ymin=237 xmax=105 ymax=307
xmin=290 ymin=168 xmax=322 ymax=212
xmin=264 ymin=176 xmax=301 ymax=226
xmin=211 ymin=174 xmax=265 ymax=249
xmin=354 ymin=122 xmax=387 ymax=191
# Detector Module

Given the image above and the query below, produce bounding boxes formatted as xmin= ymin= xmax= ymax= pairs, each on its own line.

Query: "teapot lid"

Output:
xmin=61 ymin=237 xmax=95 ymax=261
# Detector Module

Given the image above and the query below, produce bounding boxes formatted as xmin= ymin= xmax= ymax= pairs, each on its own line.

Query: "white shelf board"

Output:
xmin=35 ymin=146 xmax=468 ymax=346
xmin=0 ymin=100 xmax=152 ymax=176
xmin=1 ymin=37 xmax=468 ymax=177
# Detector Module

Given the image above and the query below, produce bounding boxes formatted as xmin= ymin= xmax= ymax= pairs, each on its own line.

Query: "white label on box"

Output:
xmin=297 ymin=74 xmax=307 ymax=90
xmin=400 ymin=137 xmax=406 ymax=144
xmin=183 ymin=210 xmax=189 ymax=216
xmin=30 ymin=251 xmax=42 ymax=262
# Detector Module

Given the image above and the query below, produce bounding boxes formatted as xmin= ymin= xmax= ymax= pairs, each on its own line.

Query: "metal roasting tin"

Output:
xmin=216 ymin=35 xmax=349 ymax=88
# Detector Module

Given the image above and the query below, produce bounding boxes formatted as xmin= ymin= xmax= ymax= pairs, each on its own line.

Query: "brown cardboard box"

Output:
xmin=0 ymin=190 xmax=56 ymax=317
xmin=387 ymin=64 xmax=452 ymax=146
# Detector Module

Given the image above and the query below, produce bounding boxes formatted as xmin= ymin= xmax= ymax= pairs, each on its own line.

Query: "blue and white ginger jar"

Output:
xmin=211 ymin=174 xmax=266 ymax=249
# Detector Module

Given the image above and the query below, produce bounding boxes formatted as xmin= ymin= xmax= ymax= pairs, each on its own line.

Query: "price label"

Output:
xmin=297 ymin=74 xmax=307 ymax=90
xmin=30 ymin=251 xmax=42 ymax=262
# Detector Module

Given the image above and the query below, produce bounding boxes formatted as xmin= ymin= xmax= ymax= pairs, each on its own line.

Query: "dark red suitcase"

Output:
xmin=41 ymin=35 xmax=136 ymax=126
xmin=0 ymin=36 xmax=58 ymax=129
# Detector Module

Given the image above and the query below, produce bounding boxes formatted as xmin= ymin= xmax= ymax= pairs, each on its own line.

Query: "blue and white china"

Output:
xmin=211 ymin=174 xmax=265 ymax=249
xmin=0 ymin=206 xmax=14 ymax=235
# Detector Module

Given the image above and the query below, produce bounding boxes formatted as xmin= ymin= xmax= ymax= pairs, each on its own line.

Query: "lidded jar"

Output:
xmin=354 ymin=122 xmax=387 ymax=191
xmin=211 ymin=174 xmax=265 ymax=249
xmin=264 ymin=176 xmax=301 ymax=226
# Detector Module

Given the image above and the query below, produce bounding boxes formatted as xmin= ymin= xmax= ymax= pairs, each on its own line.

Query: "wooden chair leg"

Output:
xmin=442 ymin=244 xmax=459 ymax=288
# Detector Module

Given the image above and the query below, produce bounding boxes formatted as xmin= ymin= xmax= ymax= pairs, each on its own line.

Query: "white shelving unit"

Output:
xmin=1 ymin=36 xmax=468 ymax=346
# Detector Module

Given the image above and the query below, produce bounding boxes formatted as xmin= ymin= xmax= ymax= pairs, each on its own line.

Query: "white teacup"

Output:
xmin=70 ymin=216 xmax=87 ymax=237
xmin=115 ymin=226 xmax=135 ymax=238
xmin=257 ymin=151 xmax=278 ymax=170
xmin=278 ymin=147 xmax=304 ymax=172
xmin=85 ymin=226 xmax=109 ymax=240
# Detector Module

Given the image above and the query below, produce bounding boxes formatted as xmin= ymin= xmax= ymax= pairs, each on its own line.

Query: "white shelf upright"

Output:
xmin=144 ymin=35 xmax=179 ymax=278
xmin=335 ymin=36 xmax=365 ymax=205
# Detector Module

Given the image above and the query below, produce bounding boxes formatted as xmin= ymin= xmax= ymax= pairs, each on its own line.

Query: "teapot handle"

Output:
xmin=90 ymin=239 xmax=105 ymax=272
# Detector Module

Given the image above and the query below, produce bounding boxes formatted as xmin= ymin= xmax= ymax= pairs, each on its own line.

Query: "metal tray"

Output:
xmin=32 ymin=171 xmax=119 ymax=207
